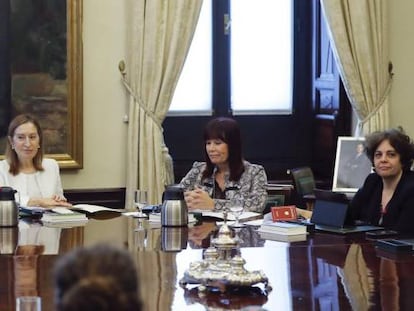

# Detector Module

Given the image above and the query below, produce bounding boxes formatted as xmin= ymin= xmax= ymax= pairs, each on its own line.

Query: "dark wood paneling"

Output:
xmin=311 ymin=0 xmax=351 ymax=184
xmin=64 ymin=188 xmax=126 ymax=209
xmin=0 ymin=0 xmax=11 ymax=136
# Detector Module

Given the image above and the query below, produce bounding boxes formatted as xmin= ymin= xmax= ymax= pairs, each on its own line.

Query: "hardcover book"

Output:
xmin=271 ymin=205 xmax=297 ymax=221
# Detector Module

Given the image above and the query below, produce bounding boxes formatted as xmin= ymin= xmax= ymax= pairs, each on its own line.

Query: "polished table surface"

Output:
xmin=2 ymin=213 xmax=414 ymax=311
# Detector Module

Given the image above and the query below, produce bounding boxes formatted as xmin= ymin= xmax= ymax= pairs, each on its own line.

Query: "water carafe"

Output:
xmin=161 ymin=185 xmax=188 ymax=227
xmin=0 ymin=187 xmax=18 ymax=227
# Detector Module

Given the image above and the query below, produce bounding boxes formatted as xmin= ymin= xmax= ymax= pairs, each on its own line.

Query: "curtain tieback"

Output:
xmin=120 ymin=70 xmax=163 ymax=131
xmin=359 ymin=75 xmax=393 ymax=130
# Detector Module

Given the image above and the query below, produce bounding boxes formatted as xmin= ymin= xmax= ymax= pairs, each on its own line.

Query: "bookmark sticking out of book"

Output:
xmin=271 ymin=205 xmax=297 ymax=221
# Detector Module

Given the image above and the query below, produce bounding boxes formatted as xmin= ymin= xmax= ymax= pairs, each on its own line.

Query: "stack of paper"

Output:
xmin=41 ymin=207 xmax=88 ymax=225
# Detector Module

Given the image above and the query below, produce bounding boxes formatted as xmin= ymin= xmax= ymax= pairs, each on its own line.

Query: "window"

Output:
xmin=163 ymin=0 xmax=314 ymax=183
xmin=169 ymin=0 xmax=293 ymax=115
xmin=169 ymin=0 xmax=212 ymax=114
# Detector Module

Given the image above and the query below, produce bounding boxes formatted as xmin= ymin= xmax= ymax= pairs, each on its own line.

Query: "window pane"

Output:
xmin=231 ymin=0 xmax=293 ymax=114
xmin=169 ymin=0 xmax=212 ymax=114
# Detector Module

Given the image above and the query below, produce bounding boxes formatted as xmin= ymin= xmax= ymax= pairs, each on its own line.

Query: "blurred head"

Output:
xmin=356 ymin=143 xmax=364 ymax=154
xmin=54 ymin=244 xmax=142 ymax=311
xmin=365 ymin=128 xmax=414 ymax=173
xmin=6 ymin=114 xmax=44 ymax=175
xmin=202 ymin=117 xmax=244 ymax=181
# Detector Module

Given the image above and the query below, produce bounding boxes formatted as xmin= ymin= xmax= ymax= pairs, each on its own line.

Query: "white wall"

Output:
xmin=389 ymin=0 xmax=414 ymax=136
xmin=61 ymin=0 xmax=414 ymax=189
xmin=61 ymin=0 xmax=128 ymax=189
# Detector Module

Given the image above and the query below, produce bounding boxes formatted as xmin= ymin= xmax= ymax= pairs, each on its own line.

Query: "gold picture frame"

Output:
xmin=2 ymin=0 xmax=83 ymax=169
xmin=59 ymin=0 xmax=83 ymax=169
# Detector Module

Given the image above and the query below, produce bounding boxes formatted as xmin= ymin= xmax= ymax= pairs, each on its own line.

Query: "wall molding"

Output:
xmin=64 ymin=187 xmax=126 ymax=209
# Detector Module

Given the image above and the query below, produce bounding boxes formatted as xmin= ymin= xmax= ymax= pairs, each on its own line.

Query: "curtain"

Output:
xmin=121 ymin=0 xmax=203 ymax=206
xmin=337 ymin=244 xmax=374 ymax=310
xmin=320 ymin=0 xmax=392 ymax=136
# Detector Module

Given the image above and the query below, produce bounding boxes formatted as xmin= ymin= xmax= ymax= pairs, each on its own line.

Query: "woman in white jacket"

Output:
xmin=0 ymin=114 xmax=71 ymax=208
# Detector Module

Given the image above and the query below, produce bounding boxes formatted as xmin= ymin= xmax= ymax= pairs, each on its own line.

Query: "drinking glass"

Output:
xmin=134 ymin=190 xmax=148 ymax=218
xmin=16 ymin=296 xmax=41 ymax=311
xmin=134 ymin=219 xmax=146 ymax=250
xmin=229 ymin=198 xmax=245 ymax=228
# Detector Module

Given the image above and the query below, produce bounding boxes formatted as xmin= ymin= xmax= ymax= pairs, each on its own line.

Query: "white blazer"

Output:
xmin=0 ymin=158 xmax=64 ymax=206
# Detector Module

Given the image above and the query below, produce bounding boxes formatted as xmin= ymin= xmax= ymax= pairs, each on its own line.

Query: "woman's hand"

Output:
xmin=188 ymin=222 xmax=217 ymax=246
xmin=184 ymin=188 xmax=214 ymax=210
xmin=27 ymin=196 xmax=72 ymax=208
xmin=296 ymin=207 xmax=312 ymax=220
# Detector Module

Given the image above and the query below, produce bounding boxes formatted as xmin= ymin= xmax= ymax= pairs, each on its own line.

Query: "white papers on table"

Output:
xmin=71 ymin=204 xmax=122 ymax=213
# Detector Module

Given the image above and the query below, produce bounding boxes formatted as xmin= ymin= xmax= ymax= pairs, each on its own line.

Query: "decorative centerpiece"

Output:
xmin=179 ymin=210 xmax=272 ymax=294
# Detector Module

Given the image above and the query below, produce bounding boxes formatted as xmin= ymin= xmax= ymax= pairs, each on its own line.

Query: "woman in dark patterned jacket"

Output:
xmin=180 ymin=117 xmax=267 ymax=213
xmin=350 ymin=128 xmax=414 ymax=234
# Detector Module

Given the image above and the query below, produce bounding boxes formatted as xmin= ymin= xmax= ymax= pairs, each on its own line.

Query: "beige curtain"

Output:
xmin=337 ymin=244 xmax=374 ymax=310
xmin=121 ymin=0 xmax=203 ymax=206
xmin=320 ymin=0 xmax=392 ymax=135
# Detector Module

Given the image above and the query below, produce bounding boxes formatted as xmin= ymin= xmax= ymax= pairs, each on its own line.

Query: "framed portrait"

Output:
xmin=332 ymin=137 xmax=373 ymax=193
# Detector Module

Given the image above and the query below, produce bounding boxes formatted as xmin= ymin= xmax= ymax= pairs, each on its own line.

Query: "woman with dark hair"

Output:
xmin=180 ymin=117 xmax=267 ymax=212
xmin=0 ymin=114 xmax=71 ymax=207
xmin=54 ymin=243 xmax=142 ymax=311
xmin=350 ymin=128 xmax=414 ymax=233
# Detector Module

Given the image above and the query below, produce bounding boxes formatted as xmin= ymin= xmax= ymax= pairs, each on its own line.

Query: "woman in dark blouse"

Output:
xmin=350 ymin=128 xmax=414 ymax=234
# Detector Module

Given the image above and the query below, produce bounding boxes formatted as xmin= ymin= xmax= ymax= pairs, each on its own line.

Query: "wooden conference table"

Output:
xmin=1 ymin=212 xmax=414 ymax=311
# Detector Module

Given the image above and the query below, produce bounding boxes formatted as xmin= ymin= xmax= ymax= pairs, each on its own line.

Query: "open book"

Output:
xmin=190 ymin=210 xmax=261 ymax=222
xmin=20 ymin=204 xmax=122 ymax=216
xmin=70 ymin=204 xmax=123 ymax=214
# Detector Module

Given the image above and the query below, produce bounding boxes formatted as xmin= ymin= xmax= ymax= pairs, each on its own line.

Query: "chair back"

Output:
xmin=263 ymin=183 xmax=294 ymax=214
xmin=290 ymin=166 xmax=316 ymax=210
xmin=290 ymin=167 xmax=316 ymax=196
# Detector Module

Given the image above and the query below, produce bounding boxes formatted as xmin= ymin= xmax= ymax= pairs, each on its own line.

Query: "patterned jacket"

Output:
xmin=180 ymin=161 xmax=268 ymax=213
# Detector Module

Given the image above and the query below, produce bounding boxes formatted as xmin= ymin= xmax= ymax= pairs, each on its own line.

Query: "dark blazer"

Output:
xmin=350 ymin=170 xmax=414 ymax=234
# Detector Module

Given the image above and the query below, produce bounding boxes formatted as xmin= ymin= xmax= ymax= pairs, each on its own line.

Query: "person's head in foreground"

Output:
xmin=54 ymin=243 xmax=142 ymax=311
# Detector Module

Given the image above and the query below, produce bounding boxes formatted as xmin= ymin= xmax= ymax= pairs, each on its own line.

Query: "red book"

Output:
xmin=271 ymin=205 xmax=297 ymax=221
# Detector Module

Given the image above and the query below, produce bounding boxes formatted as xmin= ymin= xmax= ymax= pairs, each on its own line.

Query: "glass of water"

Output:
xmin=16 ymin=296 xmax=41 ymax=311
xmin=134 ymin=189 xmax=148 ymax=218
xmin=229 ymin=198 xmax=245 ymax=228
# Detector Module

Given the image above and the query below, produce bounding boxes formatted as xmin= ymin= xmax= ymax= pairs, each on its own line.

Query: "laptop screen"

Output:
xmin=311 ymin=199 xmax=350 ymax=228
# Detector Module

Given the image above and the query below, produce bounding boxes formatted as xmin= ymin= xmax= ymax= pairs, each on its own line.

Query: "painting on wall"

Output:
xmin=10 ymin=0 xmax=67 ymax=154
xmin=0 ymin=0 xmax=83 ymax=168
